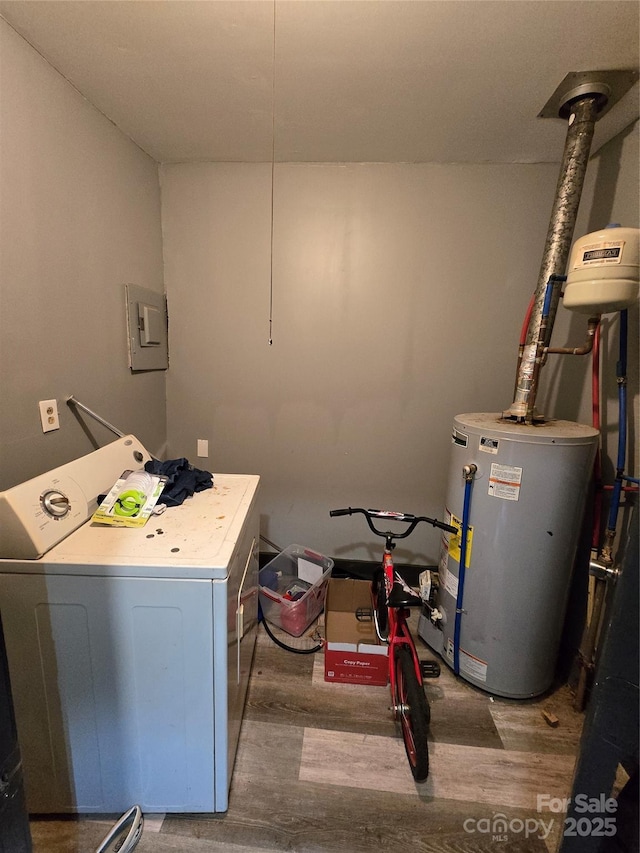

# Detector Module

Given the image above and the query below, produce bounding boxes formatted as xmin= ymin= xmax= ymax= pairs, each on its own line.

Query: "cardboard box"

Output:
xmin=324 ymin=578 xmax=388 ymax=686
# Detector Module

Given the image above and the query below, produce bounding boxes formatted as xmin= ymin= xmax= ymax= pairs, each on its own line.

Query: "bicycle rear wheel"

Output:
xmin=393 ymin=646 xmax=430 ymax=782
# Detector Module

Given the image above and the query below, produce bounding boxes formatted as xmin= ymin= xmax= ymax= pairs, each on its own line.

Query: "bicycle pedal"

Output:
xmin=355 ymin=607 xmax=373 ymax=622
xmin=421 ymin=660 xmax=441 ymax=679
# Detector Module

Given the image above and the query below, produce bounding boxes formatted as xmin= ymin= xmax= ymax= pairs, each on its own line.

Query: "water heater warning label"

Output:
xmin=448 ymin=513 xmax=473 ymax=565
xmin=488 ymin=463 xmax=522 ymax=500
xmin=459 ymin=648 xmax=488 ymax=682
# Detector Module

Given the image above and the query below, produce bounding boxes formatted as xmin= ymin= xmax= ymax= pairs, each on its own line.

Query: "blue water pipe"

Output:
xmin=542 ymin=273 xmax=566 ymax=321
xmin=542 ymin=278 xmax=556 ymax=319
xmin=453 ymin=465 xmax=476 ymax=676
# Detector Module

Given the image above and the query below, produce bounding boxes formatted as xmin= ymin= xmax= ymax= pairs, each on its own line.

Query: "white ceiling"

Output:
xmin=1 ymin=0 xmax=638 ymax=164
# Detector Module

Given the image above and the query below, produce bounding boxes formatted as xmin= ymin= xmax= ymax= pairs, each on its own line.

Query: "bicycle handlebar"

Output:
xmin=329 ymin=506 xmax=458 ymax=538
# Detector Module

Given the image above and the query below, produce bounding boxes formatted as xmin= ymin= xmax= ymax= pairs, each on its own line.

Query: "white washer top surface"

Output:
xmin=42 ymin=474 xmax=260 ymax=577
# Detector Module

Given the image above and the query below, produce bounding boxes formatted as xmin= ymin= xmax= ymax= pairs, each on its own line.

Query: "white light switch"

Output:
xmin=139 ymin=302 xmax=163 ymax=346
xmin=197 ymin=439 xmax=209 ymax=457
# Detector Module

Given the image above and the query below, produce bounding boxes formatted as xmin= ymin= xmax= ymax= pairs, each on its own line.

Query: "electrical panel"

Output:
xmin=125 ymin=284 xmax=168 ymax=371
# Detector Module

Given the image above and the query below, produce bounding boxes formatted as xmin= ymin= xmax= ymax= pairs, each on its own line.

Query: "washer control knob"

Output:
xmin=41 ymin=489 xmax=71 ymax=518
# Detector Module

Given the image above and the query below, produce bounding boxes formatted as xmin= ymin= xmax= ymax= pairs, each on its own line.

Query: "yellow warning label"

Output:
xmin=448 ymin=513 xmax=473 ymax=566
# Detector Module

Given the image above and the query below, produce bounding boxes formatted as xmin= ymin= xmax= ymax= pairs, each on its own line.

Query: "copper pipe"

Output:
xmin=545 ymin=317 xmax=600 ymax=358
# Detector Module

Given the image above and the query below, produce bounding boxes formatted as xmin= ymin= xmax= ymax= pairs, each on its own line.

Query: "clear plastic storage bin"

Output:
xmin=259 ymin=545 xmax=334 ymax=636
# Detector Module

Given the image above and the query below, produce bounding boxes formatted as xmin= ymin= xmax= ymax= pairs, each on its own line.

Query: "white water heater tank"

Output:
xmin=563 ymin=225 xmax=639 ymax=313
xmin=433 ymin=414 xmax=599 ymax=698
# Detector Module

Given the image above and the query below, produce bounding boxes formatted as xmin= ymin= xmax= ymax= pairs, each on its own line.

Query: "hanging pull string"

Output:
xmin=268 ymin=0 xmax=276 ymax=345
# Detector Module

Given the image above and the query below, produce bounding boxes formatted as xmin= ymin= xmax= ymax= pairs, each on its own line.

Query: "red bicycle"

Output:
xmin=329 ymin=507 xmax=458 ymax=782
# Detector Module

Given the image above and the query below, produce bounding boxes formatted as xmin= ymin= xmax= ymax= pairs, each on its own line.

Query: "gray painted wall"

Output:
xmin=162 ymin=161 xmax=565 ymax=561
xmin=161 ymin=126 xmax=638 ymax=563
xmin=0 ymin=20 xmax=166 ymax=490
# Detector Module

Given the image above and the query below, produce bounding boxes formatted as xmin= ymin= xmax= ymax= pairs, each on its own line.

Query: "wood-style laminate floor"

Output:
xmin=29 ymin=617 xmax=584 ymax=853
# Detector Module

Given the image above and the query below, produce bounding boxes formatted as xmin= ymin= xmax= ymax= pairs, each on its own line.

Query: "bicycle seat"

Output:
xmin=387 ymin=580 xmax=422 ymax=608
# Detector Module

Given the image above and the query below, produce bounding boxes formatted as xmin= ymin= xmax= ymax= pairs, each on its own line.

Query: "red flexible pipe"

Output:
xmin=520 ymin=292 xmax=536 ymax=346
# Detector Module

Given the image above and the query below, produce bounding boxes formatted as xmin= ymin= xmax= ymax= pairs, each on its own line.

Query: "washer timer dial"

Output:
xmin=40 ymin=489 xmax=71 ymax=519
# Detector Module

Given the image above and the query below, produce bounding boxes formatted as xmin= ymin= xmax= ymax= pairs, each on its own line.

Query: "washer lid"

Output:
xmin=42 ymin=474 xmax=259 ymax=577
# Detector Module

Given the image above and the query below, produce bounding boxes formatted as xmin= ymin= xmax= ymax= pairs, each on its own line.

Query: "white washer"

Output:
xmin=0 ymin=436 xmax=259 ymax=814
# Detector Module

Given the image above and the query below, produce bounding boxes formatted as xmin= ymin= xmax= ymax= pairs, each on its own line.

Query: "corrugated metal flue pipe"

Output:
xmin=505 ymin=95 xmax=600 ymax=423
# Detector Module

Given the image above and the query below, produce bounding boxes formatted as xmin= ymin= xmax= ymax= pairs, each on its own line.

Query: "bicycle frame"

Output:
xmin=378 ymin=547 xmax=424 ymax=693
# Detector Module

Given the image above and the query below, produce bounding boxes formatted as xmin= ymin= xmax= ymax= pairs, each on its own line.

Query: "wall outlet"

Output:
xmin=39 ymin=399 xmax=60 ymax=433
xmin=197 ymin=439 xmax=209 ymax=457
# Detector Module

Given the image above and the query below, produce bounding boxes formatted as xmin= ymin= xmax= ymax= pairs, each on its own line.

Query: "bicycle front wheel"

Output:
xmin=394 ymin=646 xmax=430 ymax=782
